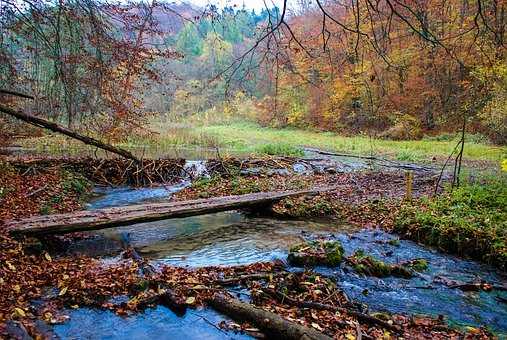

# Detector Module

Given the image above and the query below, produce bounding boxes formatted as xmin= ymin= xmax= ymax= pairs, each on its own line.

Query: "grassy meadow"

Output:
xmin=17 ymin=121 xmax=506 ymax=163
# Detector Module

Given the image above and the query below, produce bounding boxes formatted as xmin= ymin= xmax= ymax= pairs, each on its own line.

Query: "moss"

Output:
xmin=39 ymin=204 xmax=54 ymax=215
xmin=395 ymin=176 xmax=507 ymax=270
xmin=288 ymin=240 xmax=344 ymax=267
xmin=275 ymin=195 xmax=339 ymax=218
xmin=405 ymin=259 xmax=428 ymax=272
xmin=323 ymin=241 xmax=345 ymax=266
xmin=61 ymin=170 xmax=93 ymax=202
xmin=348 ymin=250 xmax=425 ymax=278
xmin=388 ymin=239 xmax=401 ymax=247
xmin=230 ymin=177 xmax=261 ymax=195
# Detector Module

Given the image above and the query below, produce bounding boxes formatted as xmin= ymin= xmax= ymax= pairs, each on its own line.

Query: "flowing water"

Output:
xmin=52 ymin=166 xmax=506 ymax=339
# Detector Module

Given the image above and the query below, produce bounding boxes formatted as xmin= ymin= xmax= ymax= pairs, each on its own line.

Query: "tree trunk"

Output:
xmin=0 ymin=104 xmax=139 ymax=162
xmin=208 ymin=294 xmax=332 ymax=340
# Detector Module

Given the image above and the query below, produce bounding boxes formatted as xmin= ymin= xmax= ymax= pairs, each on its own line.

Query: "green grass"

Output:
xmin=197 ymin=122 xmax=505 ymax=162
xmin=17 ymin=121 xmax=506 ymax=162
xmin=254 ymin=143 xmax=304 ymax=157
xmin=394 ymin=175 xmax=507 ymax=269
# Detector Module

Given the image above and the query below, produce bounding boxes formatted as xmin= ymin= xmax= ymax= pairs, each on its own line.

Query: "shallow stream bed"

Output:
xmin=53 ymin=182 xmax=506 ymax=339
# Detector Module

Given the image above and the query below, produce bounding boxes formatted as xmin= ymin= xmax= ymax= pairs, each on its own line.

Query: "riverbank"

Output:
xmin=0 ymin=156 xmax=505 ymax=338
xmin=173 ymin=161 xmax=507 ymax=270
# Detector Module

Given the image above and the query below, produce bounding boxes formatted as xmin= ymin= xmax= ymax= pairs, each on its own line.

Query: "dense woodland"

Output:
xmin=1 ymin=0 xmax=506 ymax=144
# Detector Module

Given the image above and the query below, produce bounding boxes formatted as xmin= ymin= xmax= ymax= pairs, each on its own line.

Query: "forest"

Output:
xmin=0 ymin=0 xmax=506 ymax=339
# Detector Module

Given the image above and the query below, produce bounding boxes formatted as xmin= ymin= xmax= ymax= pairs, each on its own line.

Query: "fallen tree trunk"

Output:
xmin=0 ymin=104 xmax=138 ymax=162
xmin=0 ymin=89 xmax=35 ymax=99
xmin=6 ymin=187 xmax=335 ymax=236
xmin=208 ymin=294 xmax=332 ymax=340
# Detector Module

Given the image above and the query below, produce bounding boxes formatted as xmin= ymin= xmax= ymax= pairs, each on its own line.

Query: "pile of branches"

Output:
xmin=7 ymin=157 xmax=187 ymax=186
xmin=206 ymin=156 xmax=298 ymax=177
xmin=83 ymin=158 xmax=187 ymax=186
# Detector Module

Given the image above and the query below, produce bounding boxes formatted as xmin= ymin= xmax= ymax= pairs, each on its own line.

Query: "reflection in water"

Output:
xmin=86 ymin=183 xmax=189 ymax=210
xmin=69 ymin=212 xmax=358 ymax=267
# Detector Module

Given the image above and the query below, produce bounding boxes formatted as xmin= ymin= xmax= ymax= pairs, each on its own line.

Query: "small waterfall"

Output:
xmin=183 ymin=160 xmax=209 ymax=180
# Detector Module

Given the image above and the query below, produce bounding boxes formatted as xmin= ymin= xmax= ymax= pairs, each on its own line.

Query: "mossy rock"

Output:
xmin=388 ymin=239 xmax=401 ymax=247
xmin=348 ymin=250 xmax=428 ymax=278
xmin=404 ymin=258 xmax=428 ymax=272
xmin=288 ymin=240 xmax=344 ymax=267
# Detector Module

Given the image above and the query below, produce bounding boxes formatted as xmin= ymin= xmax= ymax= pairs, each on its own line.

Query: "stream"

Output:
xmin=49 ymin=157 xmax=505 ymax=339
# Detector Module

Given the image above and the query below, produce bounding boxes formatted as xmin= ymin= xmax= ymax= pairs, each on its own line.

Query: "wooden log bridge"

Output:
xmin=5 ymin=187 xmax=335 ymax=236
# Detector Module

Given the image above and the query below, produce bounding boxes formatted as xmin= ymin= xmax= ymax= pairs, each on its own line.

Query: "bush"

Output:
xmin=380 ymin=113 xmax=422 ymax=140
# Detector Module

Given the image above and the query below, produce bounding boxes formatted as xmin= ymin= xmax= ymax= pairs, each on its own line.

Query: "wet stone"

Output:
xmin=288 ymin=240 xmax=344 ymax=267
xmin=348 ymin=249 xmax=428 ymax=278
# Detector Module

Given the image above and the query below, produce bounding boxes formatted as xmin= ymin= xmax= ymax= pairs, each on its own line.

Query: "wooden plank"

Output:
xmin=5 ymin=187 xmax=333 ymax=236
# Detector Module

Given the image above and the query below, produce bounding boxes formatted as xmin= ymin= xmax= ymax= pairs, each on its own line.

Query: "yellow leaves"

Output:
xmin=6 ymin=261 xmax=16 ymax=271
xmin=465 ymin=326 xmax=482 ymax=335
xmin=345 ymin=333 xmax=355 ymax=340
xmin=44 ymin=252 xmax=52 ymax=262
xmin=128 ymin=295 xmax=139 ymax=306
xmin=13 ymin=284 xmax=21 ymax=293
xmin=311 ymin=322 xmax=323 ymax=331
xmin=59 ymin=286 xmax=68 ymax=296
xmin=185 ymin=296 xmax=196 ymax=305
xmin=501 ymin=159 xmax=507 ymax=172
xmin=43 ymin=312 xmax=53 ymax=322
xmin=13 ymin=307 xmax=26 ymax=318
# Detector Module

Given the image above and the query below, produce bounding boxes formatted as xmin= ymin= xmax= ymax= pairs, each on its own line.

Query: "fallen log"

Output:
xmin=6 ymin=187 xmax=336 ymax=236
xmin=0 ymin=88 xmax=35 ymax=99
xmin=0 ymin=104 xmax=138 ymax=162
xmin=208 ymin=294 xmax=332 ymax=340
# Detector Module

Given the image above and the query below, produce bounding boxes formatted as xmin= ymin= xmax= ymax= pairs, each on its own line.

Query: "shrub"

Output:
xmin=380 ymin=112 xmax=422 ymax=140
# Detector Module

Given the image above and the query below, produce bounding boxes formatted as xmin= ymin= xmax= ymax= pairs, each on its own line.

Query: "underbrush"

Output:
xmin=394 ymin=176 xmax=507 ymax=269
xmin=0 ymin=164 xmax=92 ymax=219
